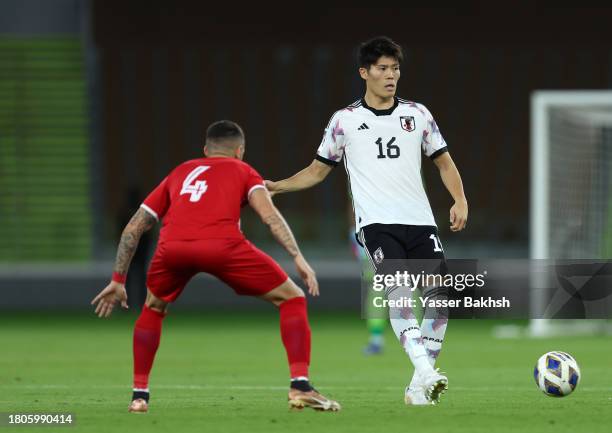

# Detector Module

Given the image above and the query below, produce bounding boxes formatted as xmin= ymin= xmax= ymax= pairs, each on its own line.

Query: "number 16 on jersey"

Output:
xmin=375 ymin=137 xmax=400 ymax=159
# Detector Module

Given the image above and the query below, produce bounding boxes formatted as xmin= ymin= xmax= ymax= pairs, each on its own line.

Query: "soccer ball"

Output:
xmin=534 ymin=351 xmax=581 ymax=397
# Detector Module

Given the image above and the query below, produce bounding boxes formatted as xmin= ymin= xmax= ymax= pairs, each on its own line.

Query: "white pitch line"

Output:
xmin=0 ymin=384 xmax=610 ymax=392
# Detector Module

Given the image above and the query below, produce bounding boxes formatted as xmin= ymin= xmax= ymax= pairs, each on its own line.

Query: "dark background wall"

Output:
xmin=92 ymin=2 xmax=612 ymax=249
xmin=2 ymin=1 xmax=612 ymax=309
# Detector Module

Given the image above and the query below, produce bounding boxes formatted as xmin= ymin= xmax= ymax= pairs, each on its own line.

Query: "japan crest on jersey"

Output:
xmin=400 ymin=116 xmax=415 ymax=132
xmin=373 ymin=247 xmax=384 ymax=264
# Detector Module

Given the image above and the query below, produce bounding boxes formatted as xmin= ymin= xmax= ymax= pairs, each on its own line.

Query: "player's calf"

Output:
xmin=259 ymin=278 xmax=304 ymax=306
xmin=130 ymin=290 xmax=168 ymax=412
xmin=260 ymin=280 xmax=341 ymax=411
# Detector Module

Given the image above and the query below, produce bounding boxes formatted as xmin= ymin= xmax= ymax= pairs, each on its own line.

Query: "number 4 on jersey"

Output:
xmin=181 ymin=166 xmax=210 ymax=202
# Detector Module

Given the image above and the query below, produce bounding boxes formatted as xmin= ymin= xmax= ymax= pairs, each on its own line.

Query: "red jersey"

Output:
xmin=141 ymin=157 xmax=265 ymax=243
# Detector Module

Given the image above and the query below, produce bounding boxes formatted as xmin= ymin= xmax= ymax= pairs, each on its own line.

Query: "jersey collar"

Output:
xmin=360 ymin=97 xmax=399 ymax=116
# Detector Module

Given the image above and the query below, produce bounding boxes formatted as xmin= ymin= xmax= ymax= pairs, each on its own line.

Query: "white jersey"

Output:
xmin=316 ymin=97 xmax=448 ymax=233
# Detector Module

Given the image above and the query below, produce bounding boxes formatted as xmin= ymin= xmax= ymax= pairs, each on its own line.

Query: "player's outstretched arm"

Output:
xmin=265 ymin=159 xmax=332 ymax=197
xmin=433 ymin=152 xmax=468 ymax=232
xmin=112 ymin=208 xmax=158 ymax=275
xmin=248 ymin=188 xmax=319 ymax=296
xmin=91 ymin=208 xmax=157 ymax=317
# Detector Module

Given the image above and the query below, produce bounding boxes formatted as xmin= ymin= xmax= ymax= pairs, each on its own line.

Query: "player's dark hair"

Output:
xmin=206 ymin=120 xmax=245 ymax=144
xmin=358 ymin=36 xmax=404 ymax=69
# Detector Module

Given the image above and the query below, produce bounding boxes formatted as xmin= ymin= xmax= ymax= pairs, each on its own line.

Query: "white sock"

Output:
xmin=421 ymin=317 xmax=448 ymax=364
xmin=421 ymin=284 xmax=449 ymax=367
xmin=408 ymin=371 xmax=421 ymax=391
xmin=387 ymin=286 xmax=433 ymax=378
xmin=408 ymin=320 xmax=445 ymax=388
xmin=409 ymin=293 xmax=449 ymax=390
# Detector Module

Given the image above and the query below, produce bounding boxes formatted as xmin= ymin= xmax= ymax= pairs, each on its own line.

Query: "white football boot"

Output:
xmin=420 ymin=368 xmax=448 ymax=404
xmin=404 ymin=385 xmax=432 ymax=406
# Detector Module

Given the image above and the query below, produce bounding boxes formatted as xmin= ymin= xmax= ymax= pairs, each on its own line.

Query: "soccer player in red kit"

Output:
xmin=91 ymin=120 xmax=341 ymax=413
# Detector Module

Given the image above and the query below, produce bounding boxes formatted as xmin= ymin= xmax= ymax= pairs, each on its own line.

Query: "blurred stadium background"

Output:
xmin=1 ymin=2 xmax=611 ymax=309
xmin=2 ymin=1 xmax=612 ymax=314
xmin=2 ymin=3 xmax=612 ymax=432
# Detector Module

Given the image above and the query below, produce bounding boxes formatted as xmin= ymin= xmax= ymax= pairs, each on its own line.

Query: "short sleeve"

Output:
xmin=419 ymin=104 xmax=448 ymax=160
xmin=245 ymin=165 xmax=265 ymax=199
xmin=141 ymin=177 xmax=170 ymax=221
xmin=315 ymin=111 xmax=346 ymax=167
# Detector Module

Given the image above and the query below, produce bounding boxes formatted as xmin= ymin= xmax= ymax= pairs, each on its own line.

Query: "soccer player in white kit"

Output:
xmin=266 ymin=36 xmax=468 ymax=405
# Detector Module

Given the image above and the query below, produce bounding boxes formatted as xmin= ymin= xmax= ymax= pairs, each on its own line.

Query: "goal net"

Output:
xmin=529 ymin=91 xmax=612 ymax=336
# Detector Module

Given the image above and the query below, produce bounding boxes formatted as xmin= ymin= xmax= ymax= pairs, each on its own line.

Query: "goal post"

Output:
xmin=529 ymin=90 xmax=612 ymax=337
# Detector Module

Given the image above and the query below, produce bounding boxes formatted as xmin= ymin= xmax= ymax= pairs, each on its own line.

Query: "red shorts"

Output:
xmin=146 ymin=238 xmax=289 ymax=302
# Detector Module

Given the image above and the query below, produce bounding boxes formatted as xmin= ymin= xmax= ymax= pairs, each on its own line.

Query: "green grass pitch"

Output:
xmin=1 ymin=311 xmax=611 ymax=433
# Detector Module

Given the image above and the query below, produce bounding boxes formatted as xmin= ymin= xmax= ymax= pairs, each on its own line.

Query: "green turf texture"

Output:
xmin=0 ymin=312 xmax=610 ymax=433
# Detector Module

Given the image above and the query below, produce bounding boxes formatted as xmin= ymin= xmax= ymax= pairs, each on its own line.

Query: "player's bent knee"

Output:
xmin=145 ymin=289 xmax=169 ymax=313
xmin=283 ymin=280 xmax=305 ymax=301
xmin=260 ymin=279 xmax=304 ymax=306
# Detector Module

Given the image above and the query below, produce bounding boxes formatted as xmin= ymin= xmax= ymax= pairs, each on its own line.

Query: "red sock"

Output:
xmin=133 ymin=306 xmax=166 ymax=389
xmin=279 ymin=296 xmax=311 ymax=378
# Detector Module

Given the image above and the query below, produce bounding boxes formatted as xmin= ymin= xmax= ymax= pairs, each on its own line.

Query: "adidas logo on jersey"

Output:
xmin=357 ymin=123 xmax=369 ymax=130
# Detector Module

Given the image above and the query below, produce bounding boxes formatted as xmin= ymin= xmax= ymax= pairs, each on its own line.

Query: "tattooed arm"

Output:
xmin=113 ymin=208 xmax=158 ymax=275
xmin=248 ymin=188 xmax=319 ymax=296
xmin=91 ymin=207 xmax=157 ymax=318
xmin=248 ymin=188 xmax=301 ymax=257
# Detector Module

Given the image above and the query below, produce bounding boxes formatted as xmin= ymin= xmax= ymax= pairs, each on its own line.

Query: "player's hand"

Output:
xmin=450 ymin=200 xmax=468 ymax=232
xmin=91 ymin=281 xmax=129 ymax=318
xmin=264 ymin=180 xmax=279 ymax=197
xmin=294 ymin=254 xmax=319 ymax=296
